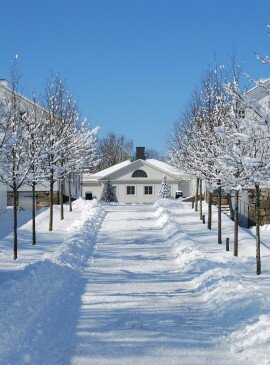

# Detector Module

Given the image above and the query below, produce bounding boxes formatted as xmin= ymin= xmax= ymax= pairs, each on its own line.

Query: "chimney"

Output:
xmin=136 ymin=146 xmax=145 ymax=160
xmin=0 ymin=79 xmax=8 ymax=88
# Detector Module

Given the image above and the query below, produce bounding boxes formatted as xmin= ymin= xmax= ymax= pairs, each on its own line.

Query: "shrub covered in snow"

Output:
xmin=158 ymin=175 xmax=172 ymax=199
xmin=100 ymin=178 xmax=118 ymax=203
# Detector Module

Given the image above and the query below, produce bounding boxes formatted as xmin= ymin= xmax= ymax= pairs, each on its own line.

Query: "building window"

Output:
xmin=238 ymin=109 xmax=245 ymax=118
xmin=112 ymin=186 xmax=117 ymax=196
xmin=144 ymin=186 xmax=153 ymax=195
xmin=127 ymin=186 xmax=135 ymax=195
xmin=132 ymin=170 xmax=147 ymax=178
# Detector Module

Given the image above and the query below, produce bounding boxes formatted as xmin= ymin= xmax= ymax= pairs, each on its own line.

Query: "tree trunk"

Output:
xmin=68 ymin=173 xmax=72 ymax=212
xmin=49 ymin=171 xmax=54 ymax=232
xmin=199 ymin=179 xmax=203 ymax=220
xmin=255 ymin=183 xmax=261 ymax=275
xmin=234 ymin=190 xmax=239 ymax=257
xmin=60 ymin=176 xmax=64 ymax=220
xmin=208 ymin=191 xmax=212 ymax=230
xmin=13 ymin=188 xmax=18 ymax=260
xmin=227 ymin=193 xmax=234 ymax=220
xmin=218 ymin=180 xmax=222 ymax=244
xmin=32 ymin=183 xmax=36 ymax=245
xmin=195 ymin=177 xmax=199 ymax=211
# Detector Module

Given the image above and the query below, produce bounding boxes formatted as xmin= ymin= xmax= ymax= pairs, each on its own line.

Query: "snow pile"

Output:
xmin=155 ymin=199 xmax=182 ymax=225
xmin=229 ymin=314 xmax=270 ymax=363
xmin=47 ymin=199 xmax=106 ymax=270
xmin=173 ymin=238 xmax=205 ymax=270
xmin=195 ymin=268 xmax=265 ymax=322
xmin=72 ymin=197 xmax=99 ymax=212
xmin=155 ymin=199 xmax=269 ymax=332
xmin=0 ymin=199 xmax=105 ymax=363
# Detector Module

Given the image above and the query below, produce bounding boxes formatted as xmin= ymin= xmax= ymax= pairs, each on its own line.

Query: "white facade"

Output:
xmin=82 ymin=159 xmax=191 ymax=204
xmin=0 ymin=182 xmax=7 ymax=213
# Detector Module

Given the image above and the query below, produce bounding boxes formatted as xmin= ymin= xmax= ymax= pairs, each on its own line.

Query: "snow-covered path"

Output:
xmin=2 ymin=201 xmax=269 ymax=365
xmin=71 ymin=205 xmax=246 ymax=365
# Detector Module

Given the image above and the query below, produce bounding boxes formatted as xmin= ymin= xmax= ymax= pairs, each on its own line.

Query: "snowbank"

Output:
xmin=229 ymin=315 xmax=270 ymax=363
xmin=0 ymin=199 xmax=105 ymax=364
xmin=155 ymin=198 xmax=270 ymax=349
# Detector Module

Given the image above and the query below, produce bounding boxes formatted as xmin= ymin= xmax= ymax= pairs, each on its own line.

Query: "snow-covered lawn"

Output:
xmin=0 ymin=198 xmax=270 ymax=364
xmin=0 ymin=202 xmax=97 ymax=273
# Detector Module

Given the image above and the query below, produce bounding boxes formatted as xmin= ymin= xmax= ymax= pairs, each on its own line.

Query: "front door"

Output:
xmin=85 ymin=193 xmax=93 ymax=200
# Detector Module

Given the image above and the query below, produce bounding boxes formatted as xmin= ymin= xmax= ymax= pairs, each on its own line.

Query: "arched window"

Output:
xmin=132 ymin=170 xmax=147 ymax=178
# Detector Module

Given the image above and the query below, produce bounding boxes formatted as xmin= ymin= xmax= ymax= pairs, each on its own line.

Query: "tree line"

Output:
xmin=0 ymin=58 xmax=99 ymax=260
xmin=168 ymin=48 xmax=270 ymax=275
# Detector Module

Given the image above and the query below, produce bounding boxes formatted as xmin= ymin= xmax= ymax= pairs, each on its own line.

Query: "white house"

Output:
xmin=82 ymin=147 xmax=191 ymax=203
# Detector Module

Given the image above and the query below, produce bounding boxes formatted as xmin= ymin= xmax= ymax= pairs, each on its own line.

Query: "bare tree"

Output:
xmin=97 ymin=132 xmax=133 ymax=170
xmin=145 ymin=148 xmax=162 ymax=160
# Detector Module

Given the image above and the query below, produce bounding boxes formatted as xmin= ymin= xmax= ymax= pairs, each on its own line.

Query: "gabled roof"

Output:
xmin=84 ymin=158 xmax=190 ymax=181
xmin=0 ymin=82 xmax=49 ymax=115
xmin=145 ymin=159 xmax=189 ymax=179
xmin=245 ymin=78 xmax=270 ymax=101
xmin=90 ymin=160 xmax=132 ymax=179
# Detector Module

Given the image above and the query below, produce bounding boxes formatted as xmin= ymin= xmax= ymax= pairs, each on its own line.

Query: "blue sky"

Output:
xmin=1 ymin=0 xmax=270 ymax=154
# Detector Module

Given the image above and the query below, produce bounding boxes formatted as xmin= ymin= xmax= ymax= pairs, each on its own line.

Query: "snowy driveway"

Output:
xmin=1 ymin=201 xmax=265 ymax=365
xmin=71 ymin=204 xmax=247 ymax=365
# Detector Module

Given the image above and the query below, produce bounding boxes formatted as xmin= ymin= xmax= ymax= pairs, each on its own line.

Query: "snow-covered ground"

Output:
xmin=0 ymin=199 xmax=270 ymax=364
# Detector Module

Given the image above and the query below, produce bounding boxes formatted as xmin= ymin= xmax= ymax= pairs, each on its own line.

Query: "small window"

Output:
xmin=112 ymin=186 xmax=117 ymax=196
xmin=238 ymin=109 xmax=245 ymax=118
xmin=144 ymin=186 xmax=153 ymax=195
xmin=132 ymin=170 xmax=147 ymax=178
xmin=127 ymin=186 xmax=135 ymax=195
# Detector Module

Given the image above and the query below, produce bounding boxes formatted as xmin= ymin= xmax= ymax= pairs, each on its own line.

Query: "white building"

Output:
xmin=82 ymin=147 xmax=191 ymax=203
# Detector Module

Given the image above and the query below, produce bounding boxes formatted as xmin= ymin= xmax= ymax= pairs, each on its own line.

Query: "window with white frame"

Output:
xmin=144 ymin=186 xmax=153 ymax=195
xmin=126 ymin=186 xmax=135 ymax=195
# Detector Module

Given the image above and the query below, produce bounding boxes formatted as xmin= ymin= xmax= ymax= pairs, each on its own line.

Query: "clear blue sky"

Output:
xmin=1 ymin=0 xmax=270 ymax=154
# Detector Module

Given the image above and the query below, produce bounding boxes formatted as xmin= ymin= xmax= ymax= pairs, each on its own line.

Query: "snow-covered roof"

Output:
xmin=0 ymin=82 xmax=49 ymax=115
xmin=145 ymin=159 xmax=189 ymax=180
xmin=90 ymin=160 xmax=132 ymax=179
xmin=245 ymin=78 xmax=270 ymax=101
xmin=85 ymin=158 xmax=190 ymax=181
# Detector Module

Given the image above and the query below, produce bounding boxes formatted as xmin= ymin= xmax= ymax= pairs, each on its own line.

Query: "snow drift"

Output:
xmin=155 ymin=199 xmax=270 ymax=348
xmin=0 ymin=199 xmax=105 ymax=364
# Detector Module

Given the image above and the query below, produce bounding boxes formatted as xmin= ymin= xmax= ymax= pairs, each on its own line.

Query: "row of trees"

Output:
xmin=168 ymin=52 xmax=270 ymax=275
xmin=0 ymin=58 xmax=99 ymax=259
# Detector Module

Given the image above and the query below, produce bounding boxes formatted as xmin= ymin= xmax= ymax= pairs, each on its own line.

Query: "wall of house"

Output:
xmin=8 ymin=191 xmax=60 ymax=210
xmin=6 ymin=175 xmax=80 ymax=210
xmin=82 ymin=180 xmax=181 ymax=203
xmin=0 ymin=183 xmax=7 ymax=213
xmin=179 ymin=181 xmax=191 ymax=197
xmin=63 ymin=173 xmax=81 ymax=199
xmin=82 ymin=160 xmax=192 ymax=203
xmin=82 ymin=183 xmax=102 ymax=201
